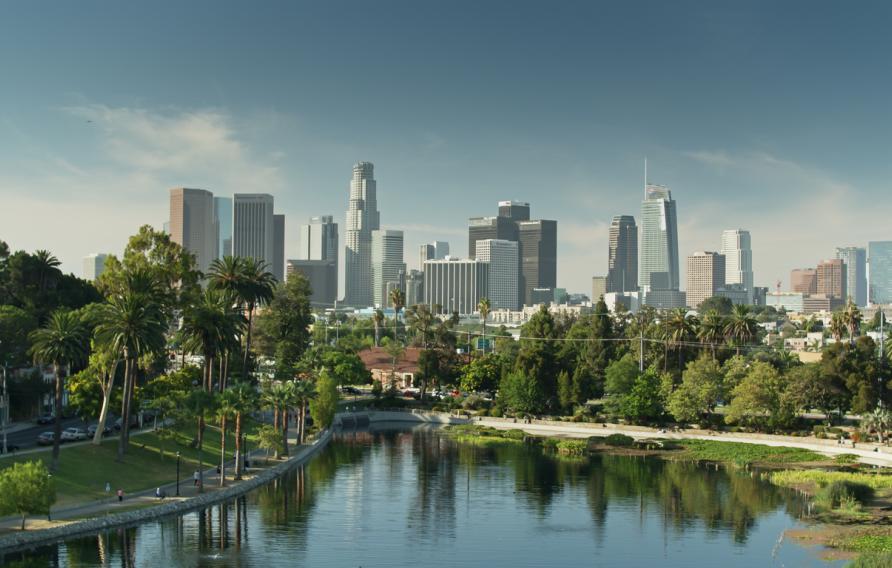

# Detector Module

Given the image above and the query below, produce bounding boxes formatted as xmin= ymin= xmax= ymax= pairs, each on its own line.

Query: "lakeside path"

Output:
xmin=475 ymin=417 xmax=892 ymax=467
xmin=0 ymin=427 xmax=330 ymax=551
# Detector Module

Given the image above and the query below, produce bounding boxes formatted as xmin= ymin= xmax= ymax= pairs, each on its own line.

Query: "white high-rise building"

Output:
xmin=82 ymin=253 xmax=108 ymax=281
xmin=169 ymin=187 xmax=216 ymax=273
xmin=475 ymin=239 xmax=518 ymax=310
xmin=720 ymin=229 xmax=753 ymax=303
xmin=419 ymin=241 xmax=450 ymax=267
xmin=344 ymin=162 xmax=380 ymax=306
xmin=233 ymin=194 xmax=275 ymax=271
xmin=686 ymin=251 xmax=726 ymax=310
xmin=639 ymin=184 xmax=679 ymax=292
xmin=835 ymin=246 xmax=867 ymax=306
xmin=371 ymin=229 xmax=405 ymax=308
xmin=423 ymin=257 xmax=489 ymax=316
xmin=298 ymin=216 xmax=339 ymax=262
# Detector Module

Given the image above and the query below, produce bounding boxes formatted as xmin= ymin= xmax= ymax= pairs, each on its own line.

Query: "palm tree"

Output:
xmin=724 ymin=304 xmax=759 ymax=356
xmin=696 ymin=309 xmax=725 ymax=360
xmin=183 ymin=388 xmax=216 ymax=492
xmin=843 ymin=299 xmax=862 ymax=344
xmin=226 ymin=382 xmax=258 ymax=480
xmin=94 ymin=287 xmax=166 ymax=460
xmin=477 ymin=297 xmax=491 ymax=354
xmin=372 ymin=309 xmax=385 ymax=347
xmin=665 ymin=308 xmax=695 ymax=369
xmin=32 ymin=249 xmax=62 ymax=294
xmin=829 ymin=312 xmax=845 ymax=343
xmin=29 ymin=310 xmax=88 ymax=471
xmin=215 ymin=390 xmax=239 ymax=487
xmin=862 ymin=407 xmax=892 ymax=444
xmin=181 ymin=289 xmax=244 ymax=393
xmin=390 ymin=288 xmax=405 ymax=340
xmin=293 ymin=379 xmax=316 ymax=444
xmin=405 ymin=304 xmax=435 ymax=348
xmin=261 ymin=381 xmax=290 ymax=459
xmin=238 ymin=258 xmax=277 ymax=373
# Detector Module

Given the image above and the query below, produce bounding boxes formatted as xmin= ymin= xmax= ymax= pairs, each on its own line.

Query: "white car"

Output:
xmin=61 ymin=427 xmax=88 ymax=442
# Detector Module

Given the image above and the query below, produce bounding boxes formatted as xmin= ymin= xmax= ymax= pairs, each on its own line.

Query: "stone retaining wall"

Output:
xmin=0 ymin=429 xmax=332 ymax=554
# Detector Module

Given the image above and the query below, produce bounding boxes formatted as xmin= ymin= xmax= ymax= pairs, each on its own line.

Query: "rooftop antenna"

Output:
xmin=644 ymin=157 xmax=648 ymax=198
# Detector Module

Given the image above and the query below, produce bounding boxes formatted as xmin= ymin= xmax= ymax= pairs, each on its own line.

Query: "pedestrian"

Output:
xmin=117 ymin=489 xmax=123 ymax=502
xmin=155 ymin=487 xmax=165 ymax=499
xmin=193 ymin=470 xmax=200 ymax=487
xmin=105 ymin=482 xmax=111 ymax=494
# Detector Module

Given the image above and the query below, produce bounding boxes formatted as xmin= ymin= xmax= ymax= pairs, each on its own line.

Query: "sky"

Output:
xmin=1 ymin=0 xmax=891 ymax=295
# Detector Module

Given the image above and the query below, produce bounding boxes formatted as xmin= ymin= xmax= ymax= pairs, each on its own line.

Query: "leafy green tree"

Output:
xmin=721 ymin=355 xmax=748 ymax=400
xmin=0 ymin=461 xmax=56 ymax=530
xmin=783 ymin=363 xmax=846 ymax=423
xmin=667 ymin=356 xmax=723 ymax=424
xmin=255 ymin=273 xmax=312 ymax=378
xmin=515 ymin=305 xmax=558 ymax=406
xmin=0 ymin=305 xmax=38 ymax=367
xmin=29 ymin=310 xmax=89 ymax=471
xmin=604 ymin=354 xmax=639 ymax=416
xmin=256 ymin=424 xmax=282 ymax=462
xmin=66 ymin=366 xmax=105 ymax=421
xmin=821 ymin=336 xmax=887 ymax=414
xmin=697 ymin=296 xmax=733 ymax=316
xmin=460 ymin=353 xmax=501 ymax=394
xmin=725 ymin=361 xmax=794 ymax=430
xmin=499 ymin=370 xmax=544 ymax=416
xmin=621 ymin=368 xmax=665 ymax=422
xmin=557 ymin=370 xmax=573 ymax=414
xmin=318 ymin=348 xmax=370 ymax=386
xmin=310 ymin=370 xmax=338 ymax=429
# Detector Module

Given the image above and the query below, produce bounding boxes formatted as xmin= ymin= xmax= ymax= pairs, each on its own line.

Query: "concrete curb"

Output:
xmin=0 ymin=429 xmax=332 ymax=554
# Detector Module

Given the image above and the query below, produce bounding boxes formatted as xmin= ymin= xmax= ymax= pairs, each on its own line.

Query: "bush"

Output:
xmin=555 ymin=439 xmax=587 ymax=456
xmin=604 ymin=433 xmax=635 ymax=447
xmin=819 ymin=480 xmax=874 ymax=509
xmin=489 ymin=406 xmax=503 ymax=418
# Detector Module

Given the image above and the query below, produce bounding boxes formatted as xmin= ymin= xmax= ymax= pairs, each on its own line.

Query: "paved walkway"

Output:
xmin=476 ymin=417 xmax=892 ymax=467
xmin=0 ymin=428 xmax=301 ymax=532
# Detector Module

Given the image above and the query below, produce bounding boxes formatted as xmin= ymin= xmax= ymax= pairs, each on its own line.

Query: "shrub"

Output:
xmin=555 ymin=439 xmax=587 ymax=456
xmin=819 ymin=481 xmax=874 ymax=509
xmin=604 ymin=433 xmax=635 ymax=447
xmin=489 ymin=406 xmax=503 ymax=418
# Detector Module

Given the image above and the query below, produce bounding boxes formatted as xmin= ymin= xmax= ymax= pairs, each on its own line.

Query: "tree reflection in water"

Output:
xmin=2 ymin=426 xmax=809 ymax=567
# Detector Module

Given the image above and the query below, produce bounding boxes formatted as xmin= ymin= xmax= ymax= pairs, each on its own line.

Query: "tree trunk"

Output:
xmin=219 ymin=415 xmax=226 ymax=487
xmin=218 ymin=357 xmax=225 ymax=392
xmin=93 ymin=365 xmax=117 ymax=445
xmin=273 ymin=404 xmax=280 ymax=459
xmin=234 ymin=412 xmax=243 ymax=480
xmin=117 ymin=358 xmax=132 ymax=462
xmin=299 ymin=401 xmax=306 ymax=444
xmin=243 ymin=302 xmax=255 ymax=374
xmin=51 ymin=363 xmax=62 ymax=472
xmin=281 ymin=408 xmax=289 ymax=458
xmin=21 ymin=513 xmax=26 ymax=531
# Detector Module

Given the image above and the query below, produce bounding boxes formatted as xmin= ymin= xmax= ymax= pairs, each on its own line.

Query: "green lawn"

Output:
xmin=678 ymin=439 xmax=824 ymax=466
xmin=0 ymin=419 xmax=263 ymax=507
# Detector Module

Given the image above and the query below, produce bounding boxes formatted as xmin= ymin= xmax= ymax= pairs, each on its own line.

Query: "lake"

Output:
xmin=2 ymin=424 xmax=843 ymax=567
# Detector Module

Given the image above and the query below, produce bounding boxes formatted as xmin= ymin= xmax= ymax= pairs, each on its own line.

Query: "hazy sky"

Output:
xmin=1 ymin=0 xmax=890 ymax=294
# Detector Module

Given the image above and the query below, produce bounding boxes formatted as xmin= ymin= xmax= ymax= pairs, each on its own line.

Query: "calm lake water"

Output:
xmin=3 ymin=425 xmax=843 ymax=567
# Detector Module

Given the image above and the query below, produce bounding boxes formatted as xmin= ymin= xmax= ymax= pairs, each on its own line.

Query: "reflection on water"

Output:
xmin=1 ymin=426 xmax=843 ymax=567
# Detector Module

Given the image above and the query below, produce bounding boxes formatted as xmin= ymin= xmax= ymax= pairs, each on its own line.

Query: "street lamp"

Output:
xmin=176 ymin=451 xmax=181 ymax=496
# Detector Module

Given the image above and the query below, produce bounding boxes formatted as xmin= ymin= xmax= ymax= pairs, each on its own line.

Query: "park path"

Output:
xmin=476 ymin=417 xmax=892 ymax=467
xmin=0 ymin=427 xmax=299 ymax=532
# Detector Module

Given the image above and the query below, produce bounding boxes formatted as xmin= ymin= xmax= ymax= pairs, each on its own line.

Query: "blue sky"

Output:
xmin=1 ymin=0 xmax=890 ymax=294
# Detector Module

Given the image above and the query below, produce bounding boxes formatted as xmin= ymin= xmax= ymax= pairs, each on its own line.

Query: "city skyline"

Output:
xmin=3 ymin=1 xmax=892 ymax=295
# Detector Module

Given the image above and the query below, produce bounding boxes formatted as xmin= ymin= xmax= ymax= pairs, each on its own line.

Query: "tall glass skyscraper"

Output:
xmin=639 ymin=184 xmax=679 ymax=291
xmin=371 ymin=229 xmax=405 ymax=308
xmin=868 ymin=241 xmax=892 ymax=305
xmin=835 ymin=246 xmax=867 ymax=306
xmin=606 ymin=215 xmax=637 ymax=293
xmin=720 ymin=229 xmax=753 ymax=302
xmin=233 ymin=193 xmax=275 ymax=271
xmin=345 ymin=162 xmax=380 ymax=307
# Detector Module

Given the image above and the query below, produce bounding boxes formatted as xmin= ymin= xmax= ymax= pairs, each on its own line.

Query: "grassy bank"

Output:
xmin=676 ymin=439 xmax=824 ymax=467
xmin=0 ymin=421 xmax=261 ymax=507
xmin=445 ymin=425 xmax=527 ymax=446
xmin=770 ymin=470 xmax=892 ymax=491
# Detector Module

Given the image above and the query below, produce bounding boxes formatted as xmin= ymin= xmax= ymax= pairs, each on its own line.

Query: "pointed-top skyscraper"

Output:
xmin=639 ymin=184 xmax=679 ymax=292
xmin=344 ymin=161 xmax=380 ymax=306
xmin=607 ymin=215 xmax=637 ymax=293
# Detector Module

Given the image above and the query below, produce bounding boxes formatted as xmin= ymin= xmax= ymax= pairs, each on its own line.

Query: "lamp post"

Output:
xmin=176 ymin=451 xmax=181 ymax=496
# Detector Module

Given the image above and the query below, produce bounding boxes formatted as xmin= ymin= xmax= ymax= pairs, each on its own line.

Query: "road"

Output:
xmin=1 ymin=417 xmax=87 ymax=453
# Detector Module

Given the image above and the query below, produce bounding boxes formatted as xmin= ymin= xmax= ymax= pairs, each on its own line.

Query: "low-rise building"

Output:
xmin=358 ymin=347 xmax=421 ymax=391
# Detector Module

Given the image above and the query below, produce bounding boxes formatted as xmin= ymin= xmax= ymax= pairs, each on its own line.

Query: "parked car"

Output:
xmin=341 ymin=386 xmax=362 ymax=395
xmin=36 ymin=414 xmax=54 ymax=425
xmin=37 ymin=431 xmax=55 ymax=445
xmin=87 ymin=423 xmax=112 ymax=437
xmin=61 ymin=427 xmax=88 ymax=442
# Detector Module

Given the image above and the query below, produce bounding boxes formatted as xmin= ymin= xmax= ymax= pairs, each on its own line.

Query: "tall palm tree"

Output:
xmin=372 ymin=309 xmax=385 ymax=347
xmin=293 ymin=379 xmax=316 ymax=444
xmin=94 ymin=287 xmax=166 ymax=460
xmin=665 ymin=308 xmax=695 ymax=369
xmin=390 ymin=288 xmax=405 ymax=340
xmin=405 ymin=304 xmax=435 ymax=348
xmin=182 ymin=289 xmax=245 ymax=393
xmin=829 ymin=312 xmax=845 ymax=343
xmin=724 ymin=304 xmax=759 ymax=356
xmin=32 ymin=250 xmax=62 ymax=295
xmin=843 ymin=299 xmax=862 ymax=344
xmin=478 ymin=297 xmax=491 ymax=354
xmin=29 ymin=310 xmax=88 ymax=471
xmin=238 ymin=258 xmax=277 ymax=374
xmin=226 ymin=382 xmax=258 ymax=480
xmin=696 ymin=309 xmax=725 ymax=360
xmin=261 ymin=381 xmax=290 ymax=459
xmin=215 ymin=390 xmax=238 ymax=487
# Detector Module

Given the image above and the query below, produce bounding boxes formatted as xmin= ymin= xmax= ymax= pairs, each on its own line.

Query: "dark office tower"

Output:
xmin=518 ymin=220 xmax=557 ymax=306
xmin=467 ymin=216 xmax=518 ymax=257
xmin=273 ymin=214 xmax=285 ymax=282
xmin=498 ymin=200 xmax=530 ymax=222
xmin=606 ymin=215 xmax=638 ymax=293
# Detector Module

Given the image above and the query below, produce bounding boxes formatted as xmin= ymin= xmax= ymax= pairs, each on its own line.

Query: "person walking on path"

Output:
xmin=116 ymin=489 xmax=123 ymax=503
xmin=193 ymin=470 xmax=200 ymax=487
xmin=105 ymin=482 xmax=111 ymax=494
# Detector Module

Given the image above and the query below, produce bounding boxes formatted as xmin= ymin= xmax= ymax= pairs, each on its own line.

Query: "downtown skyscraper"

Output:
xmin=233 ymin=193 xmax=275 ymax=274
xmin=344 ymin=162 xmax=380 ymax=306
xmin=606 ymin=215 xmax=637 ymax=293
xmin=720 ymin=229 xmax=754 ymax=303
xmin=371 ymin=229 xmax=405 ymax=308
xmin=835 ymin=246 xmax=867 ymax=306
xmin=169 ymin=187 xmax=216 ymax=273
xmin=639 ymin=184 xmax=679 ymax=292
